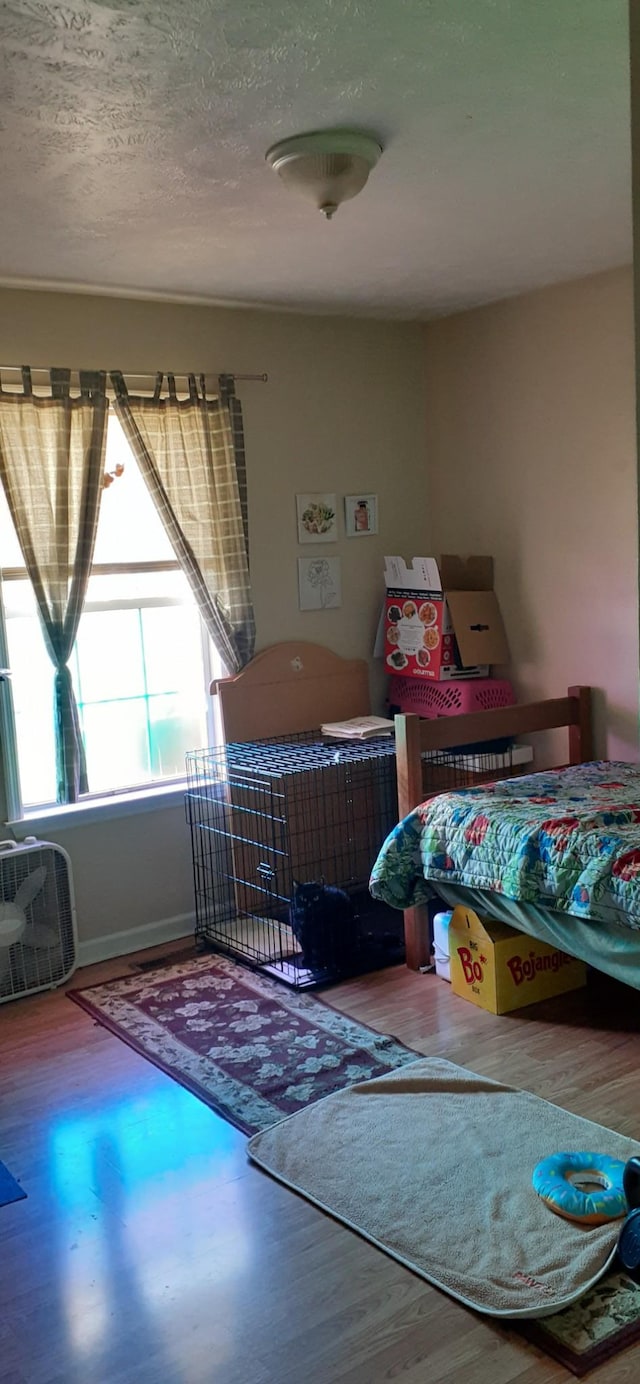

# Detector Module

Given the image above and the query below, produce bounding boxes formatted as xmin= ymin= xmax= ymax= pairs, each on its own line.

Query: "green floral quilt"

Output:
xmin=369 ymin=761 xmax=640 ymax=928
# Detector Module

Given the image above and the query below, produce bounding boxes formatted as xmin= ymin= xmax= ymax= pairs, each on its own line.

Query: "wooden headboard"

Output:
xmin=211 ymin=642 xmax=371 ymax=742
xmin=395 ymin=684 xmax=594 ymax=821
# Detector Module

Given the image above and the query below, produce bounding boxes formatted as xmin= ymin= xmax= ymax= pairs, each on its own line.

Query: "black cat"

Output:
xmin=289 ymin=879 xmax=361 ymax=974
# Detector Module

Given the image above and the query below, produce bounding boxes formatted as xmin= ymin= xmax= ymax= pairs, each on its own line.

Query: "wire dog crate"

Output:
xmin=186 ymin=732 xmax=403 ymax=988
xmin=186 ymin=728 xmax=535 ymax=989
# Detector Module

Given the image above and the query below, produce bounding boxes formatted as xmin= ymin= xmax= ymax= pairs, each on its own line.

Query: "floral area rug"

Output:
xmin=517 ymin=1269 xmax=640 ymax=1376
xmin=67 ymin=952 xmax=420 ymax=1136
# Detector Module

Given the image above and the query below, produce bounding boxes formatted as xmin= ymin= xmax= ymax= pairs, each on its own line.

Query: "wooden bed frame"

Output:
xmin=395 ymin=685 xmax=594 ymax=971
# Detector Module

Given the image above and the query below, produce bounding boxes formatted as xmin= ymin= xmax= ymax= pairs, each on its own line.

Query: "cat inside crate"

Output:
xmin=289 ymin=878 xmax=362 ymax=974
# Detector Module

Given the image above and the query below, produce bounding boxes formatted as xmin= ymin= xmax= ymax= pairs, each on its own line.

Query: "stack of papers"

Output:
xmin=321 ymin=716 xmax=395 ymax=740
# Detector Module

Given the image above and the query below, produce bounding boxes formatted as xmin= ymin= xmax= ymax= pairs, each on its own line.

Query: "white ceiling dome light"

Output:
xmin=266 ymin=130 xmax=383 ymax=220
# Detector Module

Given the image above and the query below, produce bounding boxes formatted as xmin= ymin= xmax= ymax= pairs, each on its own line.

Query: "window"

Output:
xmin=0 ymin=413 xmax=221 ymax=813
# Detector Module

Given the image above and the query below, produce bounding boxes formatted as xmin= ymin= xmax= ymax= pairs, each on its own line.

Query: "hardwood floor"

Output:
xmin=2 ymin=945 xmax=640 ymax=1384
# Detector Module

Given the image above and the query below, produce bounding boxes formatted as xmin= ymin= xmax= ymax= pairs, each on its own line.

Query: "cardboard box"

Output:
xmin=448 ymin=906 xmax=587 ymax=1014
xmin=381 ymin=554 xmax=509 ymax=681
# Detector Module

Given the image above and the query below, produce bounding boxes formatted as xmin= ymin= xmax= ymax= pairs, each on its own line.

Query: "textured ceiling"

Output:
xmin=0 ymin=0 xmax=632 ymax=318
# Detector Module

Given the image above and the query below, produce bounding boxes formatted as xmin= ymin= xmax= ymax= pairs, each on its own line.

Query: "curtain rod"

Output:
xmin=0 ymin=367 xmax=268 ymax=383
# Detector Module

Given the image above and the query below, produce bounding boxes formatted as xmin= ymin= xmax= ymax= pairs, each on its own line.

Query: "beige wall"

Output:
xmin=44 ymin=804 xmax=196 ymax=960
xmin=0 ymin=288 xmax=428 ymax=950
xmin=423 ymin=267 xmax=639 ymax=760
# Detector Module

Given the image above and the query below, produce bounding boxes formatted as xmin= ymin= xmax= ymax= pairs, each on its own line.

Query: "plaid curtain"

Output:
xmin=112 ymin=372 xmax=255 ymax=674
xmin=0 ymin=368 xmax=108 ymax=803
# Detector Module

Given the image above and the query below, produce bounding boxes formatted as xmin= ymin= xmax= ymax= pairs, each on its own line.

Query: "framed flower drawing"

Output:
xmin=298 ymin=557 xmax=342 ymax=610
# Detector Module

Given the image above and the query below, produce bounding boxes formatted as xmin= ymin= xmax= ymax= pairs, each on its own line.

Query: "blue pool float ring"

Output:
xmin=532 ymin=1152 xmax=627 ymax=1225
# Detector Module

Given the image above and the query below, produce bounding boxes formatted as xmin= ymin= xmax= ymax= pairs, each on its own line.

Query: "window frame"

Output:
xmin=0 ymin=428 xmax=222 ymax=822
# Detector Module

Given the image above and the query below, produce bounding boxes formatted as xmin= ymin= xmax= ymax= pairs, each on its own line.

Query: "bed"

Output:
xmin=369 ymin=686 xmax=640 ymax=992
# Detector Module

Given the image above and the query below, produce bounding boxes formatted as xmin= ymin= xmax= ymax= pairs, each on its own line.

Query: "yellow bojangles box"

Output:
xmin=448 ymin=906 xmax=586 ymax=1014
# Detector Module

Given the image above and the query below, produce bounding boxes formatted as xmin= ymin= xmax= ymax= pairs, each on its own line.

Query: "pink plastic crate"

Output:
xmin=387 ymin=676 xmax=515 ymax=719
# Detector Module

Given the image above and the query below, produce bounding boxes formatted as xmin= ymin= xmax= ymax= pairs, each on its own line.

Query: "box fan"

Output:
xmin=0 ymin=838 xmax=77 ymax=1003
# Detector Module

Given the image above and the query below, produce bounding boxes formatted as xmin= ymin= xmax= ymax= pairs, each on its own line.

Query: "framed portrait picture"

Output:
xmin=344 ymin=494 xmax=378 ymax=536
xmin=296 ymin=493 xmax=337 ymax=544
xmin=298 ymin=557 xmax=342 ymax=611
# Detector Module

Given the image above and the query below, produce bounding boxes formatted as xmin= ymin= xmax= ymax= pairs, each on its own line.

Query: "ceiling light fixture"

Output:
xmin=266 ymin=129 xmax=382 ymax=221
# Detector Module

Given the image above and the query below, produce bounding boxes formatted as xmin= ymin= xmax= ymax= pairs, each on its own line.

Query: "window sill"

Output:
xmin=7 ymin=781 xmax=188 ymax=834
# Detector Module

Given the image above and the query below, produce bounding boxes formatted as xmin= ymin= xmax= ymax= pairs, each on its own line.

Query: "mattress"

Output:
xmin=433 ymin=884 xmax=640 ymax=992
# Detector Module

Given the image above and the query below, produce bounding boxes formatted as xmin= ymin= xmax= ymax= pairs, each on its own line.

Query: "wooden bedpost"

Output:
xmin=403 ymin=905 xmax=432 ymax=972
xmin=396 ymin=713 xmax=423 ymax=818
xmin=568 ymin=686 xmax=593 ymax=765
xmin=395 ymin=714 xmax=431 ymax=971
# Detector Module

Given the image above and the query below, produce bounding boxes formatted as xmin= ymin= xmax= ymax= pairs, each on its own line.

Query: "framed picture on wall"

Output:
xmin=296 ymin=493 xmax=338 ymax=544
xmin=344 ymin=494 xmax=378 ymax=536
xmin=298 ymin=557 xmax=342 ymax=610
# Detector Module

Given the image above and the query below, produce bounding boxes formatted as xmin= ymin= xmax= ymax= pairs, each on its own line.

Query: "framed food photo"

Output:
xmin=296 ymin=493 xmax=337 ymax=544
xmin=344 ymin=494 xmax=378 ymax=537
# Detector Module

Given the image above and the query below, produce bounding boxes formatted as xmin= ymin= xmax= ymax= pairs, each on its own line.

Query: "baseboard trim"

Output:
xmin=77 ymin=912 xmax=195 ymax=968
